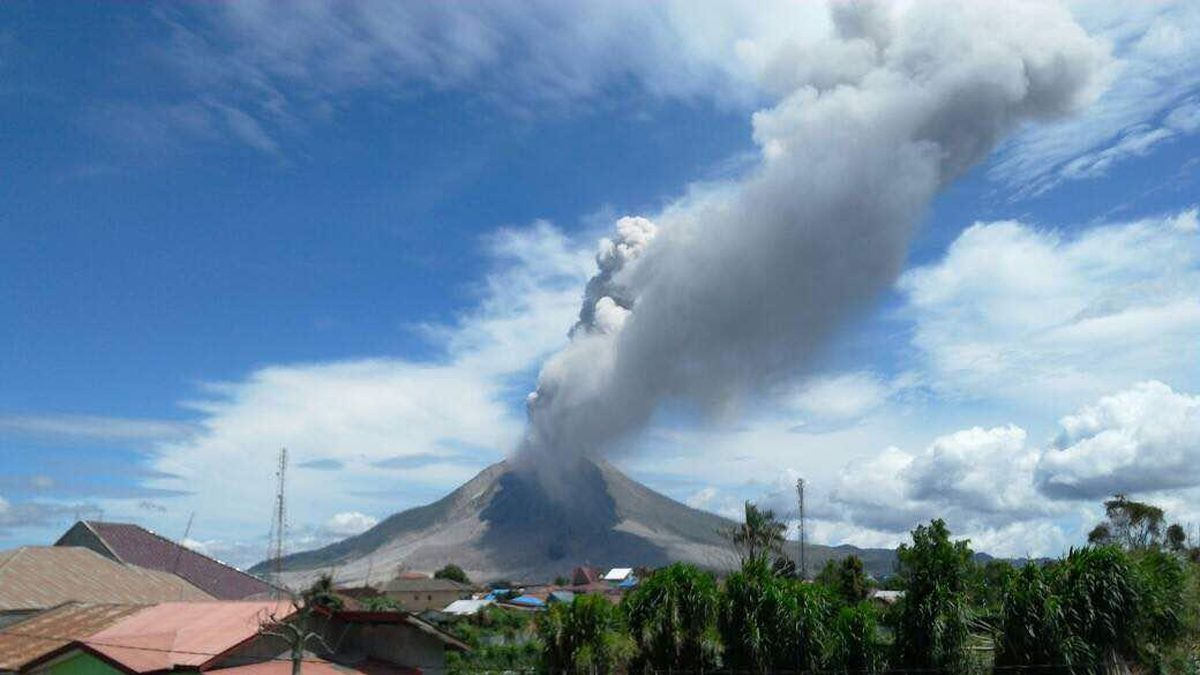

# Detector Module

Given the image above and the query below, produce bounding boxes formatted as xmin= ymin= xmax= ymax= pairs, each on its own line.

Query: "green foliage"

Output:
xmin=433 ymin=563 xmax=471 ymax=584
xmin=1087 ymin=494 xmax=1190 ymax=553
xmin=723 ymin=501 xmax=786 ymax=564
xmin=892 ymin=519 xmax=974 ymax=672
xmin=996 ymin=546 xmax=1192 ymax=674
xmin=358 ymin=595 xmax=403 ymax=612
xmin=830 ymin=601 xmax=887 ymax=673
xmin=816 ymin=555 xmax=869 ymax=605
xmin=554 ymin=575 xmax=570 ymax=586
xmin=445 ymin=606 xmax=540 ymax=675
xmin=720 ymin=556 xmax=836 ymax=673
xmin=623 ymin=562 xmax=723 ymax=673
xmin=538 ymin=594 xmax=635 ymax=674
xmin=301 ymin=573 xmax=344 ymax=611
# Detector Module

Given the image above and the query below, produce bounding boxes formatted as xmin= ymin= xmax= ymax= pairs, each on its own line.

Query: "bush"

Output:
xmin=433 ymin=564 xmax=471 ymax=585
xmin=538 ymin=594 xmax=635 ymax=674
xmin=624 ymin=562 xmax=723 ymax=672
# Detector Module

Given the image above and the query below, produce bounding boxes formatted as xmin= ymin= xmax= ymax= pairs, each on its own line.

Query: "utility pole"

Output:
xmin=270 ymin=448 xmax=288 ymax=596
xmin=796 ymin=477 xmax=807 ymax=579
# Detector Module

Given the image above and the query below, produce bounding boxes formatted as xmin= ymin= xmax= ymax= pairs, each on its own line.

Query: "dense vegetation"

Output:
xmin=436 ymin=494 xmax=1200 ymax=673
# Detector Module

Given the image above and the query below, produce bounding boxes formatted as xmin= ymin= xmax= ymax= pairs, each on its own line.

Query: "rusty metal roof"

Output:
xmin=209 ymin=658 xmax=419 ymax=675
xmin=0 ymin=602 xmax=144 ymax=671
xmin=84 ymin=600 xmax=297 ymax=673
xmin=68 ymin=521 xmax=276 ymax=600
xmin=0 ymin=547 xmax=212 ymax=611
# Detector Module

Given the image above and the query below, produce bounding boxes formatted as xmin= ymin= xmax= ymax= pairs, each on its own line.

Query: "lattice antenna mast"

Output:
xmin=796 ymin=477 xmax=807 ymax=579
xmin=270 ymin=448 xmax=288 ymax=593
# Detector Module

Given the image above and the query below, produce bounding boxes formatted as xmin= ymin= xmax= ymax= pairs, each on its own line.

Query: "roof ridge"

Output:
xmin=81 ymin=520 xmax=126 ymax=564
xmin=92 ymin=520 xmax=274 ymax=587
xmin=0 ymin=546 xmax=25 ymax=573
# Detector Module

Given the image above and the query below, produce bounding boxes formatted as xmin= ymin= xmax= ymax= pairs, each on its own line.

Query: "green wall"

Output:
xmin=34 ymin=651 xmax=124 ymax=675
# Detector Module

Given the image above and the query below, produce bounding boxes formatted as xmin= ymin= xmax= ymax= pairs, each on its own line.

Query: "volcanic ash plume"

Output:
xmin=519 ymin=0 xmax=1108 ymax=475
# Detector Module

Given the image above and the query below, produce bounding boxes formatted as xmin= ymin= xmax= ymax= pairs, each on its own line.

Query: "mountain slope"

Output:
xmin=254 ymin=459 xmax=896 ymax=586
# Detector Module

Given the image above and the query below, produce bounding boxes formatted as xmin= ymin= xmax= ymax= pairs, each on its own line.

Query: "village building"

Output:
xmin=0 ymin=547 xmax=211 ymax=627
xmin=0 ymin=603 xmax=144 ymax=673
xmin=55 ymin=521 xmax=275 ymax=600
xmin=16 ymin=602 xmax=467 ymax=675
xmin=378 ymin=577 xmax=474 ymax=612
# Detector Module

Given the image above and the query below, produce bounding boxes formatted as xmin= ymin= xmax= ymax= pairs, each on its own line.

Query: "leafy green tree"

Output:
xmin=816 ymin=556 xmax=869 ymax=604
xmin=829 ymin=601 xmax=887 ymax=673
xmin=720 ymin=557 xmax=835 ymax=673
xmin=301 ymin=573 xmax=344 ymax=611
xmin=995 ymin=562 xmax=1087 ymax=672
xmin=891 ymin=519 xmax=974 ymax=672
xmin=434 ymin=564 xmax=471 ymax=584
xmin=1087 ymin=494 xmax=1188 ymax=552
xmin=724 ymin=501 xmax=786 ymax=564
xmin=538 ymin=594 xmax=635 ymax=674
xmin=623 ymin=562 xmax=723 ymax=673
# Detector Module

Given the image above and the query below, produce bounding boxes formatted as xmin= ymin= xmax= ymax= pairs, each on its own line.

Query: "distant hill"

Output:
xmin=253 ymin=458 xmax=897 ymax=586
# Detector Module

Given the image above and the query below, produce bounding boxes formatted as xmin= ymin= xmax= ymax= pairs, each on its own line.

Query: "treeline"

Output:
xmin=451 ymin=496 xmax=1200 ymax=674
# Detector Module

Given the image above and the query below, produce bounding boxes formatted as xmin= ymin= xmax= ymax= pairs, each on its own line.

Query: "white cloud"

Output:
xmin=127 ymin=222 xmax=592 ymax=564
xmin=1037 ymin=381 xmax=1200 ymax=499
xmin=901 ymin=208 xmax=1200 ymax=408
xmin=991 ymin=1 xmax=1200 ymax=194
xmin=785 ymin=372 xmax=891 ymax=423
xmin=323 ymin=511 xmax=379 ymax=537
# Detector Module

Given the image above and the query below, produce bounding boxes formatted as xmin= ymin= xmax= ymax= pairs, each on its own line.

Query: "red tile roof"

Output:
xmin=73 ymin=521 xmax=275 ymax=600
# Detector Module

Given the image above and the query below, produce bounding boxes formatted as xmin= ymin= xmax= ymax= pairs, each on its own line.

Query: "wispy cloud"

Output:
xmin=0 ymin=412 xmax=195 ymax=444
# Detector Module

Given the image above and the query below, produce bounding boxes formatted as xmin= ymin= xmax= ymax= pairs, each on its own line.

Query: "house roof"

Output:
xmin=62 ymin=521 xmax=275 ymax=600
xmin=0 ymin=547 xmax=212 ymax=611
xmin=83 ymin=601 xmax=297 ymax=673
xmin=602 ymin=568 xmax=633 ymax=581
xmin=442 ymin=599 xmax=492 ymax=616
xmin=331 ymin=611 xmax=469 ymax=652
xmin=209 ymin=658 xmax=419 ymax=675
xmin=0 ymin=602 xmax=145 ymax=671
xmin=379 ymin=577 xmax=473 ymax=593
xmin=570 ymin=566 xmax=601 ymax=586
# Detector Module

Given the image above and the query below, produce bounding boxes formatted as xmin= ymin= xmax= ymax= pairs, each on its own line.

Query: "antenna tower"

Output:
xmin=796 ymin=477 xmax=807 ymax=579
xmin=270 ymin=448 xmax=288 ymax=594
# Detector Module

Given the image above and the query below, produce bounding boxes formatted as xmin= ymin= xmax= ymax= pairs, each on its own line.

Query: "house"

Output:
xmin=0 ymin=547 xmax=211 ymax=626
xmin=55 ymin=521 xmax=275 ymax=600
xmin=602 ymin=567 xmax=633 ymax=583
xmin=442 ymin=599 xmax=492 ymax=616
xmin=0 ymin=603 xmax=143 ymax=673
xmin=570 ymin=566 xmax=601 ymax=586
xmin=22 ymin=601 xmax=297 ymax=675
xmin=19 ymin=602 xmax=467 ymax=675
xmin=379 ymin=576 xmax=474 ymax=612
xmin=547 ymin=591 xmax=575 ymax=605
xmin=869 ymin=589 xmax=904 ymax=606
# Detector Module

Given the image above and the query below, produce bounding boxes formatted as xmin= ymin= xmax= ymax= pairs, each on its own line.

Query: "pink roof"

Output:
xmin=84 ymin=601 xmax=297 ymax=673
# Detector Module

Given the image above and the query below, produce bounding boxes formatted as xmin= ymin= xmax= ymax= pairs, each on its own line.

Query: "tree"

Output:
xmin=538 ymin=594 xmax=635 ymax=674
xmin=816 ymin=556 xmax=869 ymax=604
xmin=301 ymin=573 xmax=344 ymax=611
xmin=1087 ymin=494 xmax=1187 ymax=551
xmin=434 ymin=564 xmax=471 ymax=585
xmin=624 ymin=563 xmax=723 ymax=673
xmin=359 ymin=595 xmax=403 ymax=612
xmin=724 ymin=501 xmax=786 ymax=564
xmin=994 ymin=562 xmax=1087 ymax=672
xmin=829 ymin=602 xmax=887 ymax=673
xmin=720 ymin=557 xmax=835 ymax=673
xmin=891 ymin=519 xmax=974 ymax=672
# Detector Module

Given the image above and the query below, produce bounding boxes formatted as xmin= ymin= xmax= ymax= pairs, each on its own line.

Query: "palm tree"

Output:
xmin=624 ymin=563 xmax=723 ymax=673
xmin=725 ymin=501 xmax=786 ymax=564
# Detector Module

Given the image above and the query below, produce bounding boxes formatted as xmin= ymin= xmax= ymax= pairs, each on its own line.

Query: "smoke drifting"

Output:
xmin=519 ymin=1 xmax=1108 ymax=474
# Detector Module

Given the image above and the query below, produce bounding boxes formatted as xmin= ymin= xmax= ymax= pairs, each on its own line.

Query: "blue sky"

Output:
xmin=2 ymin=1 xmax=1199 ymax=565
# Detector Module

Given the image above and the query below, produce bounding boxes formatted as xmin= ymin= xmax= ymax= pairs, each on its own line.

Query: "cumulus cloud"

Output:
xmin=1037 ymin=381 xmax=1200 ymax=499
xmin=519 ymin=0 xmax=1106 ymax=478
xmin=323 ymin=511 xmax=379 ymax=537
xmin=901 ymin=209 xmax=1200 ymax=408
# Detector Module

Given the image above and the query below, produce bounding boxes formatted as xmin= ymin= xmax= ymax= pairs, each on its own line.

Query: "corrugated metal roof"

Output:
xmin=0 ymin=602 xmax=145 ymax=671
xmin=209 ymin=658 xmax=419 ymax=675
xmin=73 ymin=521 xmax=275 ymax=600
xmin=0 ymin=547 xmax=212 ymax=611
xmin=85 ymin=601 xmax=298 ymax=673
xmin=379 ymin=577 xmax=472 ymax=593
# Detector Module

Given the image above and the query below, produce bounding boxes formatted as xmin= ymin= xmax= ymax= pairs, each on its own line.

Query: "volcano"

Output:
xmin=255 ymin=458 xmax=896 ymax=586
